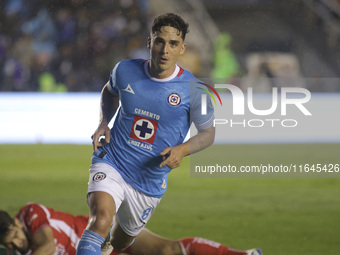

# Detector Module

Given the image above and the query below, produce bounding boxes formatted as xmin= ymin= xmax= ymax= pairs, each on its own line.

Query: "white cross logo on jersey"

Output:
xmin=134 ymin=119 xmax=154 ymax=140
xmin=130 ymin=115 xmax=158 ymax=144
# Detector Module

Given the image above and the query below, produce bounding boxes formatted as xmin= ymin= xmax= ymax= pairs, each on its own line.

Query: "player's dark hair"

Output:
xmin=0 ymin=210 xmax=14 ymax=244
xmin=151 ymin=13 xmax=189 ymax=41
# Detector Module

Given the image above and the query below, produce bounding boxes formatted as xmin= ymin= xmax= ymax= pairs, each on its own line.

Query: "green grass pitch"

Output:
xmin=1 ymin=144 xmax=339 ymax=254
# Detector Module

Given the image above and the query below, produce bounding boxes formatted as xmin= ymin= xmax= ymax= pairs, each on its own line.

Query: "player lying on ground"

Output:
xmin=0 ymin=203 xmax=262 ymax=255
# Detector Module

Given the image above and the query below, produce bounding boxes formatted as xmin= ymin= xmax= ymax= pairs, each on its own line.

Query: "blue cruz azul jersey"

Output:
xmin=92 ymin=59 xmax=214 ymax=197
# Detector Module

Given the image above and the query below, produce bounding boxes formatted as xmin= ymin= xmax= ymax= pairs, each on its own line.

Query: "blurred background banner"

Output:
xmin=0 ymin=92 xmax=100 ymax=144
xmin=1 ymin=89 xmax=339 ymax=144
xmin=1 ymin=0 xmax=340 ymax=92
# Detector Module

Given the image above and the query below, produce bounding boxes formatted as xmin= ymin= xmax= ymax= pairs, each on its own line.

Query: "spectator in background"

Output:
xmin=0 ymin=0 xmax=151 ymax=92
xmin=211 ymin=33 xmax=240 ymax=83
xmin=21 ymin=8 xmax=58 ymax=75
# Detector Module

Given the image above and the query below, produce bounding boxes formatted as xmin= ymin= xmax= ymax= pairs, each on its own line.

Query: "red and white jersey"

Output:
xmin=16 ymin=203 xmax=88 ymax=255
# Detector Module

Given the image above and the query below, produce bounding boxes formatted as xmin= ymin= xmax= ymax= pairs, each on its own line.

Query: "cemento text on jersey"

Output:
xmin=135 ymin=108 xmax=160 ymax=120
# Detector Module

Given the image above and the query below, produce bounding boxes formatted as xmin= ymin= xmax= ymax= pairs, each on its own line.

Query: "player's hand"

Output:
xmin=160 ymin=146 xmax=185 ymax=169
xmin=91 ymin=124 xmax=111 ymax=152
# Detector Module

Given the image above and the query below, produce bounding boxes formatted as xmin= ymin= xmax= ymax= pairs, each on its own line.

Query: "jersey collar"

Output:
xmin=144 ymin=60 xmax=180 ymax=82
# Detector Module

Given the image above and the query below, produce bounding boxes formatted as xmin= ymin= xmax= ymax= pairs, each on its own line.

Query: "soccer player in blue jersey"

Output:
xmin=76 ymin=13 xmax=216 ymax=255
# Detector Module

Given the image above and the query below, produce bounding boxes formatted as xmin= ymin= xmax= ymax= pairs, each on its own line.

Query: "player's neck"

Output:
xmin=148 ymin=63 xmax=176 ymax=79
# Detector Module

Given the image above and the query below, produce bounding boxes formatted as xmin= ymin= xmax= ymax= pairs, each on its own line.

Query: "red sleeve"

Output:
xmin=16 ymin=203 xmax=50 ymax=236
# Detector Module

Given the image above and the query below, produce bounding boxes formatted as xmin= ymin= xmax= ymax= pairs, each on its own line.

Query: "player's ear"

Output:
xmin=14 ymin=218 xmax=23 ymax=228
xmin=147 ymin=37 xmax=151 ymax=49
xmin=180 ymin=43 xmax=186 ymax=55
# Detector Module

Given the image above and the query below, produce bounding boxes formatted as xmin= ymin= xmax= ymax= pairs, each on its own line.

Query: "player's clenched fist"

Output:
xmin=160 ymin=146 xmax=185 ymax=169
xmin=91 ymin=123 xmax=111 ymax=152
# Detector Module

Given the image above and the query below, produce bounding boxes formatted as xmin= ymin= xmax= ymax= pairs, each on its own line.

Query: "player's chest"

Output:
xmin=118 ymin=80 xmax=189 ymax=116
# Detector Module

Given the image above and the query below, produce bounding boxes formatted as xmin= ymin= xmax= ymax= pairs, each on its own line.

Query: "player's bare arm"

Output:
xmin=160 ymin=124 xmax=215 ymax=169
xmin=30 ymin=226 xmax=56 ymax=255
xmin=92 ymin=82 xmax=120 ymax=152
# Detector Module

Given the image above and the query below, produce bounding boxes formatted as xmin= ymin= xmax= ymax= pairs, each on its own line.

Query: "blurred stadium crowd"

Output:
xmin=0 ymin=0 xmax=150 ymax=92
xmin=204 ymin=0 xmax=340 ymax=92
xmin=1 ymin=0 xmax=340 ymax=92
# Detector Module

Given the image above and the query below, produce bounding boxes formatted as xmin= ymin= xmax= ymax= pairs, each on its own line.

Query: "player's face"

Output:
xmin=148 ymin=26 xmax=186 ymax=79
xmin=2 ymin=220 xmax=30 ymax=254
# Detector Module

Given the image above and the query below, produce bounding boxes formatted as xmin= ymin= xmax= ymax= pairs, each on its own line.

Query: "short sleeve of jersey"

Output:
xmin=190 ymin=81 xmax=215 ymax=131
xmin=16 ymin=203 xmax=49 ymax=236
xmin=108 ymin=62 xmax=121 ymax=95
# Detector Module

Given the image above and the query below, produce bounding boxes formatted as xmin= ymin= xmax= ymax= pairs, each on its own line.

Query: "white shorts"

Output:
xmin=87 ymin=163 xmax=161 ymax=236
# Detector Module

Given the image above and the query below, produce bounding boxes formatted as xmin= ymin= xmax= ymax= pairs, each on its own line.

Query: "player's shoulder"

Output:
xmin=16 ymin=203 xmax=47 ymax=222
xmin=177 ymin=68 xmax=206 ymax=90
xmin=18 ymin=202 xmax=40 ymax=213
xmin=112 ymin=59 xmax=147 ymax=85
xmin=116 ymin=58 xmax=145 ymax=70
xmin=176 ymin=66 xmax=202 ymax=84
xmin=177 ymin=66 xmax=194 ymax=78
